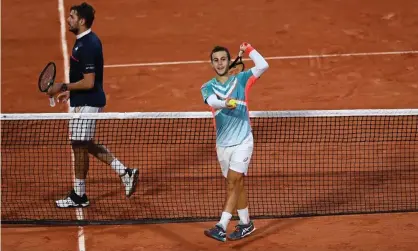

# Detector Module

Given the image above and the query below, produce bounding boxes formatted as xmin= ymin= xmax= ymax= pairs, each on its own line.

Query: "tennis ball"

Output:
xmin=227 ymin=99 xmax=237 ymax=108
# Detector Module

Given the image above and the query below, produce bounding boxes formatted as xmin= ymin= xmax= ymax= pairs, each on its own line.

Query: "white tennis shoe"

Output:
xmin=55 ymin=189 xmax=90 ymax=208
xmin=121 ymin=168 xmax=139 ymax=197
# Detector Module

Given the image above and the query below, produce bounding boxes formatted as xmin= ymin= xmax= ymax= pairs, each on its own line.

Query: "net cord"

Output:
xmin=1 ymin=109 xmax=418 ymax=121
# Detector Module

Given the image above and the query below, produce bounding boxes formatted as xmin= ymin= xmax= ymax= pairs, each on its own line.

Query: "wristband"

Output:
xmin=60 ymin=83 xmax=68 ymax=92
xmin=242 ymin=42 xmax=255 ymax=54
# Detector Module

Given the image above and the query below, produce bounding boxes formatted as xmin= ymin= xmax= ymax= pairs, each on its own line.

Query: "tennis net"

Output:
xmin=1 ymin=109 xmax=417 ymax=225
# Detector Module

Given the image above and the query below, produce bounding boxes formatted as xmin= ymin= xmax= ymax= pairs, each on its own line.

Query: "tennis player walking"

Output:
xmin=47 ymin=2 xmax=139 ymax=208
xmin=200 ymin=43 xmax=269 ymax=241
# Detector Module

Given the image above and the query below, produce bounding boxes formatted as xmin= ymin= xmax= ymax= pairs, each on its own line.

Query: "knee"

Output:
xmin=226 ymin=173 xmax=243 ymax=190
xmin=89 ymin=143 xmax=108 ymax=154
xmin=71 ymin=140 xmax=91 ymax=152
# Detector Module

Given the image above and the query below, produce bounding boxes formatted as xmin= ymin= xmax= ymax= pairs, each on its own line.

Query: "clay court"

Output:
xmin=2 ymin=0 xmax=418 ymax=250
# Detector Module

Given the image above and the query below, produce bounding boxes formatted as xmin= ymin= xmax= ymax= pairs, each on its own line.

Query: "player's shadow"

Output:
xmin=142 ymin=182 xmax=172 ymax=196
xmin=229 ymin=167 xmax=407 ymax=249
xmin=230 ymin=217 xmax=306 ymax=250
xmin=148 ymin=223 xmax=210 ymax=251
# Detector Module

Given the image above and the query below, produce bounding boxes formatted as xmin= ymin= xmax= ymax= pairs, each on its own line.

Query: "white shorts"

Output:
xmin=216 ymin=133 xmax=254 ymax=178
xmin=69 ymin=106 xmax=102 ymax=141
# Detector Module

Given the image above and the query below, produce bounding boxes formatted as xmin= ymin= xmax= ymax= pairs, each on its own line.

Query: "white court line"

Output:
xmin=58 ymin=1 xmax=86 ymax=251
xmin=104 ymin=50 xmax=418 ymax=68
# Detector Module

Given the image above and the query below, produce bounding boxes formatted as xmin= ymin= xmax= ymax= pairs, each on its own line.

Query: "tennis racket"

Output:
xmin=38 ymin=62 xmax=56 ymax=107
xmin=229 ymin=50 xmax=245 ymax=72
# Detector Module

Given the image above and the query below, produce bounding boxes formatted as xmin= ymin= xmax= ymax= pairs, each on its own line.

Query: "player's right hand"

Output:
xmin=57 ymin=91 xmax=70 ymax=103
xmin=240 ymin=42 xmax=250 ymax=52
xmin=238 ymin=49 xmax=244 ymax=57
xmin=240 ymin=42 xmax=254 ymax=55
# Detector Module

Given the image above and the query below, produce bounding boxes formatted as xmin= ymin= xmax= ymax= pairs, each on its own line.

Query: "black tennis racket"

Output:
xmin=229 ymin=50 xmax=245 ymax=72
xmin=38 ymin=62 xmax=56 ymax=107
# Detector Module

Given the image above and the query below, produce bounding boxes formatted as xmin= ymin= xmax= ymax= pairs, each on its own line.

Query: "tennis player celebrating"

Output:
xmin=47 ymin=2 xmax=139 ymax=208
xmin=201 ymin=43 xmax=269 ymax=241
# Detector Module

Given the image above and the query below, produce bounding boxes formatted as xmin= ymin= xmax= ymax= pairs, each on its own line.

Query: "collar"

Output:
xmin=76 ymin=29 xmax=91 ymax=39
xmin=215 ymin=76 xmax=235 ymax=85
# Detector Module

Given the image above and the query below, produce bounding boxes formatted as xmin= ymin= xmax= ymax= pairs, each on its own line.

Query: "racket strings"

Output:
xmin=229 ymin=57 xmax=245 ymax=72
xmin=39 ymin=66 xmax=55 ymax=91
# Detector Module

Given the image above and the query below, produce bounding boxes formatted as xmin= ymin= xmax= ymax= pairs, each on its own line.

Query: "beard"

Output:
xmin=69 ymin=26 xmax=79 ymax=35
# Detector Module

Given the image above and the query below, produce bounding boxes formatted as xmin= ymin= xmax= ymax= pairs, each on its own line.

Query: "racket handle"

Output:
xmin=49 ymin=96 xmax=56 ymax=107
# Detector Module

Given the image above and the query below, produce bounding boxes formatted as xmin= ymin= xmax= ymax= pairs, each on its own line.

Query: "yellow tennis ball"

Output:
xmin=227 ymin=99 xmax=237 ymax=107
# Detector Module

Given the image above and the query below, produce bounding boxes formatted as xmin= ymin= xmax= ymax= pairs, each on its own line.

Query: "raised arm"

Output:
xmin=241 ymin=42 xmax=269 ymax=78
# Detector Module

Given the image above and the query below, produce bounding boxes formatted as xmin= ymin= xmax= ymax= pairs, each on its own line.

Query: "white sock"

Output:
xmin=111 ymin=159 xmax=126 ymax=176
xmin=74 ymin=178 xmax=86 ymax=197
xmin=237 ymin=207 xmax=250 ymax=225
xmin=217 ymin=212 xmax=232 ymax=231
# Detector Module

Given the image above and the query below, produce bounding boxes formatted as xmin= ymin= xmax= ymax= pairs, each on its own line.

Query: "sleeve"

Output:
xmin=206 ymin=94 xmax=227 ymax=109
xmin=249 ymin=49 xmax=269 ymax=78
xmin=79 ymin=46 xmax=96 ymax=74
xmin=200 ymin=83 xmax=215 ymax=103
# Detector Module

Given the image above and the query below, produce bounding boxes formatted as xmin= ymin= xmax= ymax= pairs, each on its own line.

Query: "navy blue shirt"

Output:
xmin=69 ymin=30 xmax=106 ymax=107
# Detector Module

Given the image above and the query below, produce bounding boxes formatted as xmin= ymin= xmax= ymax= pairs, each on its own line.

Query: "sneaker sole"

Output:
xmin=55 ymin=202 xmax=90 ymax=208
xmin=227 ymin=227 xmax=256 ymax=241
xmin=126 ymin=169 xmax=139 ymax=198
xmin=204 ymin=230 xmax=226 ymax=242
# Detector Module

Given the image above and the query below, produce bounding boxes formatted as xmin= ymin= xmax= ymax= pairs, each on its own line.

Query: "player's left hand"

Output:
xmin=57 ymin=91 xmax=70 ymax=103
xmin=225 ymin=98 xmax=237 ymax=109
xmin=47 ymin=82 xmax=64 ymax=96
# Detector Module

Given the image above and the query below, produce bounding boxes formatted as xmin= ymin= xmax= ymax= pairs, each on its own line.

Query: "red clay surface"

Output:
xmin=2 ymin=0 xmax=418 ymax=250
xmin=2 ymin=213 xmax=418 ymax=251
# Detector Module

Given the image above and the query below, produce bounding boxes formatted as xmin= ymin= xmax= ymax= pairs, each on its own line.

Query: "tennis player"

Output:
xmin=47 ymin=2 xmax=139 ymax=208
xmin=201 ymin=43 xmax=269 ymax=241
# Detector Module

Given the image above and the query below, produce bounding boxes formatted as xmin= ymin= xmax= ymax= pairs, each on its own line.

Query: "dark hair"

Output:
xmin=210 ymin=46 xmax=231 ymax=62
xmin=71 ymin=2 xmax=95 ymax=28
